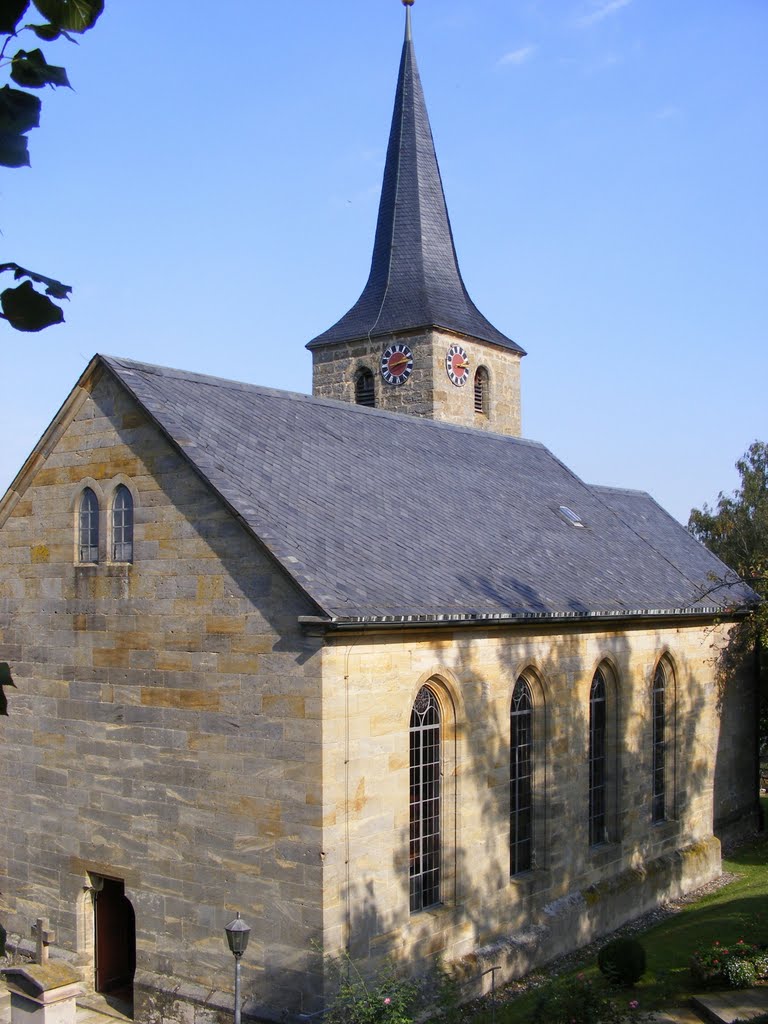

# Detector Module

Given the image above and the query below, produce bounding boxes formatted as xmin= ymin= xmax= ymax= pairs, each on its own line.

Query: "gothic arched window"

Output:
xmin=78 ymin=487 xmax=99 ymax=563
xmin=355 ymin=368 xmax=375 ymax=407
xmin=589 ymin=669 xmax=607 ymax=845
xmin=410 ymin=686 xmax=441 ymax=911
xmin=652 ymin=661 xmax=667 ymax=822
xmin=112 ymin=485 xmax=134 ymax=563
xmin=510 ymin=676 xmax=533 ymax=874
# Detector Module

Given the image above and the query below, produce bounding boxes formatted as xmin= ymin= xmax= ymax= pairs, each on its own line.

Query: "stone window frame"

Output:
xmin=73 ymin=477 xmax=138 ymax=566
xmin=509 ymin=667 xmax=548 ymax=880
xmin=588 ymin=659 xmax=621 ymax=848
xmin=407 ymin=673 xmax=460 ymax=914
xmin=473 ymin=365 xmax=490 ymax=417
xmin=651 ymin=654 xmax=677 ymax=824
xmin=354 ymin=365 xmax=376 ymax=407
xmin=72 ymin=478 xmax=105 ymax=564
xmin=110 ymin=483 xmax=135 ymax=563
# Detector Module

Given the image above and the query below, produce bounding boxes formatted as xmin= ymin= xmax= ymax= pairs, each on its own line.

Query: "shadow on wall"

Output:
xmin=325 ymin=599 xmax=734 ymax=1005
xmin=712 ymin=619 xmax=762 ymax=840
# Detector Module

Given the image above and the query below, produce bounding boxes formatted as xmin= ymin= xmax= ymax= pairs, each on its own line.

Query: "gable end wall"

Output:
xmin=0 ymin=371 xmax=326 ymax=1018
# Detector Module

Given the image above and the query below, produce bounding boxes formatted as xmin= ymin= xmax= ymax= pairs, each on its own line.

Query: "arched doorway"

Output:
xmin=94 ymin=877 xmax=136 ymax=1000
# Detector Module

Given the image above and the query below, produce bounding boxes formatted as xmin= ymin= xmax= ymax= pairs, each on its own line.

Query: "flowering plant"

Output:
xmin=531 ymin=973 xmax=653 ymax=1023
xmin=323 ymin=954 xmax=419 ymax=1024
xmin=690 ymin=938 xmax=767 ymax=989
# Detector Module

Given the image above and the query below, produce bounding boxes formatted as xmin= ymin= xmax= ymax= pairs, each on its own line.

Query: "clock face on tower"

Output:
xmin=446 ymin=344 xmax=469 ymax=387
xmin=381 ymin=343 xmax=414 ymax=386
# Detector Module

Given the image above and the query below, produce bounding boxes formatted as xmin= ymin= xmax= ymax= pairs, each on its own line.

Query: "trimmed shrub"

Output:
xmin=598 ymin=938 xmax=647 ymax=987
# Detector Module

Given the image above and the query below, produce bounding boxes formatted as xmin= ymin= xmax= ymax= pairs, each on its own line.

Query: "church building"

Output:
xmin=0 ymin=4 xmax=759 ymax=1022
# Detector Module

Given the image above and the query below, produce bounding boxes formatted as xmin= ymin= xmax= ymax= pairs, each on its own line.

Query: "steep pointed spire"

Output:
xmin=308 ymin=3 xmax=523 ymax=353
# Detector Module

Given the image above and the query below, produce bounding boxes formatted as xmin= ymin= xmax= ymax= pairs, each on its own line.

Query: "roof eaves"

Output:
xmin=301 ymin=604 xmax=753 ymax=633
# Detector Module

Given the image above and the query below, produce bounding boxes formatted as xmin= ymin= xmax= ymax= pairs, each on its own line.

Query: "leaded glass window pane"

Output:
xmin=510 ymin=677 xmax=533 ymax=874
xmin=79 ymin=488 xmax=99 ymax=563
xmin=112 ymin=485 xmax=134 ymax=562
xmin=589 ymin=669 xmax=607 ymax=845
xmin=410 ymin=686 xmax=440 ymax=912
xmin=652 ymin=663 xmax=666 ymax=822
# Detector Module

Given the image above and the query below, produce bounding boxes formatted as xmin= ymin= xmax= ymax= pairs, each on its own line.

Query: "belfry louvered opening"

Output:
xmin=355 ymin=368 xmax=375 ymax=407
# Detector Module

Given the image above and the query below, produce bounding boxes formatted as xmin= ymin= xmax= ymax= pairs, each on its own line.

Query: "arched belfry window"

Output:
xmin=474 ymin=366 xmax=489 ymax=416
xmin=112 ymin=485 xmax=134 ymax=562
xmin=78 ymin=487 xmax=99 ymax=563
xmin=510 ymin=676 xmax=534 ymax=874
xmin=652 ymin=661 xmax=667 ymax=822
xmin=355 ymin=368 xmax=375 ymax=407
xmin=589 ymin=669 xmax=607 ymax=845
xmin=410 ymin=686 xmax=441 ymax=912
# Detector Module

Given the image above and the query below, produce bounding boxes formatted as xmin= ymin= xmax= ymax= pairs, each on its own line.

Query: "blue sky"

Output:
xmin=2 ymin=0 xmax=766 ymax=524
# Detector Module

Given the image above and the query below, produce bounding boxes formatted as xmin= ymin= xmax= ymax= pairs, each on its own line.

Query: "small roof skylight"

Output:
xmin=559 ymin=505 xmax=585 ymax=528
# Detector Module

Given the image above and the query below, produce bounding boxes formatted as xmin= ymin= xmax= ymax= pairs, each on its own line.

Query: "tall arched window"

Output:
xmin=474 ymin=366 xmax=489 ymax=415
xmin=355 ymin=368 xmax=375 ymax=407
xmin=78 ymin=487 xmax=99 ymax=563
xmin=510 ymin=677 xmax=533 ymax=874
xmin=410 ymin=686 xmax=441 ymax=912
xmin=589 ymin=669 xmax=607 ymax=845
xmin=652 ymin=662 xmax=667 ymax=822
xmin=112 ymin=485 xmax=134 ymax=562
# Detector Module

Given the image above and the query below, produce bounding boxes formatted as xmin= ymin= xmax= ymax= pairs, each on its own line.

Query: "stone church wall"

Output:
xmin=319 ymin=618 xmax=756 ymax=993
xmin=310 ymin=329 xmax=522 ymax=436
xmin=0 ymin=368 xmax=326 ymax=1020
xmin=0 ymin=365 xmax=757 ymax=1019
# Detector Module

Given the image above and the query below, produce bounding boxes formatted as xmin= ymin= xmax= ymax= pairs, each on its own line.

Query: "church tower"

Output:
xmin=308 ymin=0 xmax=525 ymax=436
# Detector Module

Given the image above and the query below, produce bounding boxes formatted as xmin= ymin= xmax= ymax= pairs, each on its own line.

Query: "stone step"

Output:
xmin=691 ymin=988 xmax=768 ymax=1023
xmin=651 ymin=1008 xmax=705 ymax=1023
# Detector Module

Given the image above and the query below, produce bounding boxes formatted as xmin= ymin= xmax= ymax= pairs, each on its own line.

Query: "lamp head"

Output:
xmin=225 ymin=912 xmax=250 ymax=958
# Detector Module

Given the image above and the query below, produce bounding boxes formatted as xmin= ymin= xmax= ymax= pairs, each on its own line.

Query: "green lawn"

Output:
xmin=480 ymin=807 xmax=768 ymax=1023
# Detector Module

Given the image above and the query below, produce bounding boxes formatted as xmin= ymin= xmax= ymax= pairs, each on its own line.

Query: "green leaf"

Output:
xmin=0 ymin=663 xmax=15 ymax=687
xmin=0 ymin=0 xmax=30 ymax=34
xmin=29 ymin=22 xmax=61 ymax=40
xmin=0 ymin=131 xmax=30 ymax=166
xmin=1 ymin=280 xmax=65 ymax=331
xmin=0 ymin=85 xmax=41 ymax=134
xmin=10 ymin=48 xmax=71 ymax=89
xmin=31 ymin=0 xmax=103 ymax=32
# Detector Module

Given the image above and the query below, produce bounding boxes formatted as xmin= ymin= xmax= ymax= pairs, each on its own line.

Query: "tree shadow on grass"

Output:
xmin=642 ymin=894 xmax=768 ymax=971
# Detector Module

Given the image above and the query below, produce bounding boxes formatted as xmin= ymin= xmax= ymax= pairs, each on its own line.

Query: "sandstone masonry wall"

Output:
xmin=311 ymin=329 xmax=522 ymax=436
xmin=0 ymin=369 xmax=325 ymax=1018
xmin=319 ymin=618 xmax=755 ymax=987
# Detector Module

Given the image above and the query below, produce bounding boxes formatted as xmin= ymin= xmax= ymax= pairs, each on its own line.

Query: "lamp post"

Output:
xmin=224 ymin=912 xmax=250 ymax=1024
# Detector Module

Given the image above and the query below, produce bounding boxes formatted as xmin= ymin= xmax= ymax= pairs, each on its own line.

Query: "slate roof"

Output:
xmin=101 ymin=355 xmax=753 ymax=624
xmin=307 ymin=8 xmax=523 ymax=355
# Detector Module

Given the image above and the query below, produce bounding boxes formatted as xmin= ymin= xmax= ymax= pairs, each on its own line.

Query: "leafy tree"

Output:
xmin=689 ymin=441 xmax=768 ymax=745
xmin=1 ymin=0 xmax=103 ymax=331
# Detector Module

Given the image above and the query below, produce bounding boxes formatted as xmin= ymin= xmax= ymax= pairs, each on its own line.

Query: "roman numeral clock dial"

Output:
xmin=446 ymin=343 xmax=469 ymax=386
xmin=381 ymin=343 xmax=414 ymax=385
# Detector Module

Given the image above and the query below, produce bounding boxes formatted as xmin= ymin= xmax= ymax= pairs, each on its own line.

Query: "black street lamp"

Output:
xmin=224 ymin=912 xmax=250 ymax=1024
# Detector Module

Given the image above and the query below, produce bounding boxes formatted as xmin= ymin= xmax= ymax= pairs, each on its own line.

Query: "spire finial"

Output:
xmin=403 ymin=0 xmax=414 ymax=41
